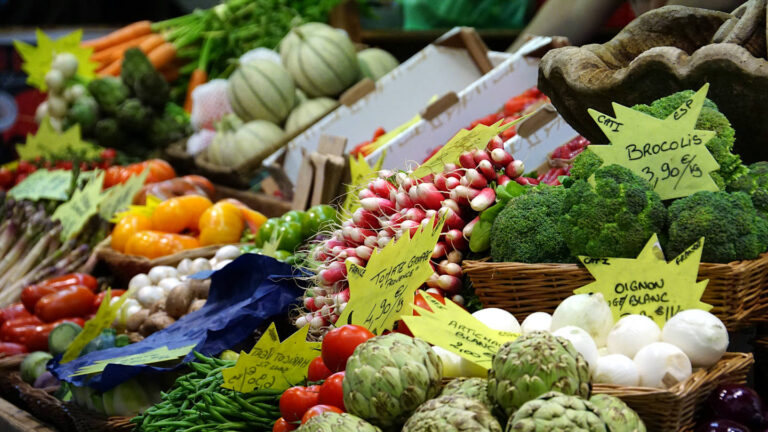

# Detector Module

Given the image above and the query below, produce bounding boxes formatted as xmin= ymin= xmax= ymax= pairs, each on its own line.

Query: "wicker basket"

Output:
xmin=162 ymin=140 xmax=195 ymax=175
xmin=463 ymin=253 xmax=768 ymax=331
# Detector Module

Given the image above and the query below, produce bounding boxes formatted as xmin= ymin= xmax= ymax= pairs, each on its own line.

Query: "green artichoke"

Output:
xmin=589 ymin=394 xmax=646 ymax=432
xmin=441 ymin=378 xmax=492 ymax=409
xmin=298 ymin=412 xmax=381 ymax=432
xmin=343 ymin=333 xmax=443 ymax=430
xmin=506 ymin=392 xmax=607 ymax=432
xmin=488 ymin=332 xmax=590 ymax=418
xmin=402 ymin=395 xmax=502 ymax=432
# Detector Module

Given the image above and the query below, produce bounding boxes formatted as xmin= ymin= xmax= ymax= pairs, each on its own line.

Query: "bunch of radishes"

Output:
xmin=295 ymin=136 xmax=526 ymax=331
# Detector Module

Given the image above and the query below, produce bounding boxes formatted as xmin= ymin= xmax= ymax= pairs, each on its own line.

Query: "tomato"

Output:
xmin=124 ymin=231 xmax=199 ymax=259
xmin=307 ymin=356 xmax=332 ymax=382
xmin=0 ymin=168 xmax=13 ymax=190
xmin=21 ymin=273 xmax=98 ymax=313
xmin=198 ymin=202 xmax=245 ymax=246
xmin=321 ymin=325 xmax=374 ymax=372
xmin=256 ymin=218 xmax=281 ymax=246
xmin=100 ymin=148 xmax=117 ymax=160
xmin=16 ymin=161 xmax=34 ymax=175
xmin=111 ymin=214 xmax=153 ymax=253
xmin=318 ymin=372 xmax=345 ymax=410
xmin=35 ymin=285 xmax=96 ymax=322
xmin=272 ymin=417 xmax=297 ymax=432
xmin=0 ymin=303 xmax=32 ymax=326
xmin=301 ymin=405 xmax=343 ymax=424
xmin=0 ymin=342 xmax=27 ymax=355
xmin=93 ymin=289 xmax=126 ymax=311
xmin=151 ymin=195 xmax=213 ymax=234
xmin=104 ymin=166 xmax=124 ymax=189
xmin=279 ymin=386 xmax=320 ymax=423
xmin=277 ymin=221 xmax=303 ymax=252
xmin=144 ymin=159 xmax=176 ymax=184
xmin=0 ymin=317 xmax=84 ymax=351
xmin=397 ymin=291 xmax=446 ymax=337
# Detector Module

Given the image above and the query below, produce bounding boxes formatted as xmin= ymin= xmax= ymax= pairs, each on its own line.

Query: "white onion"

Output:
xmin=432 ymin=346 xmax=462 ymax=378
xmin=63 ymin=83 xmax=85 ymax=103
xmin=148 ymin=266 xmax=177 ymax=284
xmin=661 ymin=310 xmax=728 ymax=368
xmin=136 ymin=286 xmax=165 ymax=308
xmin=521 ymin=312 xmax=552 ymax=334
xmin=190 ymin=258 xmax=212 ymax=273
xmin=633 ymin=342 xmax=692 ymax=389
xmin=594 ymin=354 xmax=639 ymax=386
xmin=51 ymin=52 xmax=78 ymax=79
xmin=34 ymin=101 xmax=48 ymax=124
xmin=606 ymin=314 xmax=661 ymax=358
xmin=471 ymin=308 xmax=521 ymax=333
xmin=176 ymin=259 xmax=192 ymax=277
xmin=158 ymin=278 xmax=183 ymax=294
xmin=551 ymin=293 xmax=614 ymax=346
xmin=44 ymin=69 xmax=65 ymax=93
xmin=47 ymin=95 xmax=67 ymax=118
xmin=214 ymin=245 xmax=241 ymax=261
xmin=128 ymin=274 xmax=151 ymax=290
xmin=553 ymin=325 xmax=599 ymax=372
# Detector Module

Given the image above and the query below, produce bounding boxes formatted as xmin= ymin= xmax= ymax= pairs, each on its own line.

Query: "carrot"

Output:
xmin=147 ymin=42 xmax=177 ymax=70
xmin=98 ymin=58 xmax=122 ymax=77
xmin=82 ymin=21 xmax=152 ymax=52
xmin=91 ymin=34 xmax=151 ymax=64
xmin=183 ymin=37 xmax=212 ymax=113
xmin=160 ymin=65 xmax=179 ymax=83
xmin=138 ymin=34 xmax=165 ymax=54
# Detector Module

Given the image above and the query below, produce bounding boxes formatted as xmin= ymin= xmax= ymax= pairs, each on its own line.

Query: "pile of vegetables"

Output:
xmin=699 ymin=383 xmax=768 ymax=431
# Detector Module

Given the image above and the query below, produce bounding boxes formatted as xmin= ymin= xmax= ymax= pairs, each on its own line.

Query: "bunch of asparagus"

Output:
xmin=0 ymin=194 xmax=107 ymax=306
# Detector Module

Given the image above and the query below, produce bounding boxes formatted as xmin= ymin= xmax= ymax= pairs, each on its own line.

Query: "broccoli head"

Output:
xmin=726 ymin=161 xmax=768 ymax=218
xmin=93 ymin=118 xmax=123 ymax=148
xmin=667 ymin=191 xmax=768 ymax=263
xmin=121 ymin=48 xmax=169 ymax=107
xmin=560 ymin=164 xmax=667 ymax=258
xmin=116 ymin=98 xmax=152 ymax=132
xmin=631 ymin=90 xmax=746 ymax=189
xmin=66 ymin=96 xmax=98 ymax=134
xmin=87 ymin=77 xmax=129 ymax=115
xmin=569 ymin=148 xmax=603 ymax=181
xmin=490 ymin=186 xmax=570 ymax=263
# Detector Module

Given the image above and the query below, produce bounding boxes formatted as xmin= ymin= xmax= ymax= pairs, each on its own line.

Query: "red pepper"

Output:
xmin=0 ymin=303 xmax=32 ymax=326
xmin=93 ymin=289 xmax=126 ymax=311
xmin=21 ymin=273 xmax=98 ymax=313
xmin=35 ymin=286 xmax=96 ymax=323
xmin=0 ymin=342 xmax=27 ymax=355
xmin=1 ymin=317 xmax=84 ymax=352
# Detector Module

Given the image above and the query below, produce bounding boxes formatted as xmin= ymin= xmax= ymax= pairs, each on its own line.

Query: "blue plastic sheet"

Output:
xmin=50 ymin=253 xmax=305 ymax=391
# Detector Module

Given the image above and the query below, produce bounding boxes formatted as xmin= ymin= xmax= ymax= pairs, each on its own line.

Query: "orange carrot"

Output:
xmin=98 ymin=58 xmax=122 ymax=77
xmin=82 ymin=21 xmax=152 ymax=52
xmin=138 ymin=34 xmax=165 ymax=54
xmin=160 ymin=65 xmax=180 ymax=83
xmin=146 ymin=42 xmax=177 ymax=70
xmin=184 ymin=69 xmax=207 ymax=112
xmin=91 ymin=34 xmax=151 ymax=64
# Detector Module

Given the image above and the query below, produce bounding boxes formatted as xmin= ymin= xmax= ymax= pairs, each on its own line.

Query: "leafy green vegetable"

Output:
xmin=116 ymin=98 xmax=152 ymax=131
xmin=727 ymin=161 xmax=768 ymax=218
xmin=87 ymin=77 xmax=129 ymax=115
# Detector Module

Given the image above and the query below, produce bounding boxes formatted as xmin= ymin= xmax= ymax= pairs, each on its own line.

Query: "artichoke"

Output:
xmin=506 ymin=392 xmax=607 ymax=432
xmin=343 ymin=333 xmax=443 ymax=430
xmin=488 ymin=332 xmax=590 ymax=418
xmin=402 ymin=395 xmax=502 ymax=432
xmin=442 ymin=378 xmax=492 ymax=409
xmin=589 ymin=394 xmax=646 ymax=432
xmin=298 ymin=412 xmax=381 ymax=432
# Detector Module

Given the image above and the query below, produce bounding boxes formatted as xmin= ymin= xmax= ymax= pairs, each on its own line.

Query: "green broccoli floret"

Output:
xmin=726 ymin=161 xmax=768 ymax=217
xmin=66 ymin=96 xmax=98 ymax=133
xmin=148 ymin=113 xmax=186 ymax=147
xmin=667 ymin=191 xmax=768 ymax=262
xmin=87 ymin=77 xmax=129 ymax=115
xmin=631 ymin=90 xmax=746 ymax=189
xmin=93 ymin=118 xmax=123 ymax=147
xmin=560 ymin=164 xmax=667 ymax=258
xmin=121 ymin=48 xmax=169 ymax=107
xmin=116 ymin=98 xmax=152 ymax=131
xmin=490 ymin=187 xmax=570 ymax=263
xmin=570 ymin=148 xmax=603 ymax=181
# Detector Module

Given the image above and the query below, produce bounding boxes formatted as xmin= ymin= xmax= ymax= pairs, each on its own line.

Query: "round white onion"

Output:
xmin=594 ymin=354 xmax=639 ymax=386
xmin=553 ymin=325 xmax=599 ymax=372
xmin=432 ymin=346 xmax=463 ymax=378
xmin=136 ymin=285 xmax=165 ymax=308
xmin=51 ymin=53 xmax=78 ymax=79
xmin=551 ymin=293 xmax=613 ymax=347
xmin=128 ymin=273 xmax=151 ymax=291
xmin=148 ymin=266 xmax=177 ymax=284
xmin=471 ymin=308 xmax=521 ymax=333
xmin=633 ymin=342 xmax=692 ymax=389
xmin=606 ymin=314 xmax=661 ymax=358
xmin=661 ymin=309 xmax=728 ymax=368
xmin=521 ymin=312 xmax=552 ymax=334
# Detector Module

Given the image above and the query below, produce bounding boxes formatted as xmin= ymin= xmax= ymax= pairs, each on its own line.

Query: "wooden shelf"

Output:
xmin=0 ymin=397 xmax=57 ymax=432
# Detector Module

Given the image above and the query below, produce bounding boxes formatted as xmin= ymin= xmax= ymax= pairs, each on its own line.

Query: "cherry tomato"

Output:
xmin=0 ymin=168 xmax=13 ymax=190
xmin=0 ymin=317 xmax=84 ymax=351
xmin=279 ymin=386 xmax=320 ymax=423
xmin=301 ymin=405 xmax=343 ymax=424
xmin=144 ymin=159 xmax=176 ymax=184
xmin=307 ymin=356 xmax=332 ymax=382
xmin=100 ymin=148 xmax=117 ymax=160
xmin=124 ymin=231 xmax=199 ymax=259
xmin=0 ymin=342 xmax=27 ymax=355
xmin=35 ymin=285 xmax=96 ymax=322
xmin=321 ymin=325 xmax=375 ymax=372
xmin=272 ymin=417 xmax=297 ymax=432
xmin=318 ymin=372 xmax=345 ymax=410
xmin=111 ymin=214 xmax=153 ymax=253
xmin=21 ymin=273 xmax=98 ymax=313
xmin=93 ymin=289 xmax=126 ymax=311
xmin=151 ymin=195 xmax=213 ymax=234
xmin=198 ymin=202 xmax=245 ymax=246
xmin=0 ymin=303 xmax=32 ymax=326
xmin=397 ymin=291 xmax=446 ymax=337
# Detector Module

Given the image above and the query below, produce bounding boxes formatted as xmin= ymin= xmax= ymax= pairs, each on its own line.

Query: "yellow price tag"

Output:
xmin=17 ymin=118 xmax=102 ymax=162
xmin=52 ymin=170 xmax=107 ymax=240
xmin=13 ymin=29 xmax=98 ymax=91
xmin=587 ymin=84 xmax=720 ymax=200
xmin=337 ymin=214 xmax=445 ymax=335
xmin=401 ymin=293 xmax=519 ymax=370
xmin=342 ymin=153 xmax=385 ymax=213
xmin=575 ymin=234 xmax=712 ymax=327
xmin=221 ymin=323 xmax=320 ymax=393
xmin=8 ymin=169 xmax=72 ymax=201
xmin=71 ymin=344 xmax=196 ymax=376
xmin=99 ymin=169 xmax=149 ymax=221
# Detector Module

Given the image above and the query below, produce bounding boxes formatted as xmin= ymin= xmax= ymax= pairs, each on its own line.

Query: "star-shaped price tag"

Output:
xmin=99 ymin=169 xmax=149 ymax=221
xmin=342 ymin=153 xmax=385 ymax=213
xmin=221 ymin=323 xmax=320 ymax=393
xmin=9 ymin=169 xmax=73 ymax=201
xmin=575 ymin=234 xmax=712 ymax=327
xmin=52 ymin=170 xmax=107 ymax=240
xmin=337 ymin=214 xmax=445 ymax=335
xmin=13 ymin=29 xmax=98 ymax=91
xmin=587 ymin=84 xmax=720 ymax=200
xmin=401 ymin=292 xmax=519 ymax=370
xmin=17 ymin=118 xmax=102 ymax=162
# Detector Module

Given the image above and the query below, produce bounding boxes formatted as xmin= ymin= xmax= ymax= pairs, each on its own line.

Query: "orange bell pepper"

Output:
xmin=124 ymin=230 xmax=199 ymax=259
xmin=151 ymin=195 xmax=213 ymax=234
xmin=198 ymin=202 xmax=244 ymax=246
xmin=111 ymin=214 xmax=153 ymax=252
xmin=219 ymin=198 xmax=267 ymax=233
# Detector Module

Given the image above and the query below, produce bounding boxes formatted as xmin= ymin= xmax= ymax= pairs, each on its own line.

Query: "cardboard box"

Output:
xmin=268 ymin=27 xmax=514 ymax=187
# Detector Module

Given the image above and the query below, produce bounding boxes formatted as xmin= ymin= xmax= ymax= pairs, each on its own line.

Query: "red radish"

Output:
xmin=403 ymin=207 xmax=426 ymax=222
xmin=436 ymin=275 xmax=462 ymax=294
xmin=463 ymin=216 xmax=479 ymax=238
xmin=434 ymin=173 xmax=448 ymax=191
xmin=470 ymin=187 xmax=496 ymax=211
xmin=319 ymin=266 xmax=345 ymax=286
xmin=439 ymin=262 xmax=462 ymax=277
xmin=447 ymin=249 xmax=463 ymax=263
xmin=396 ymin=172 xmax=414 ymax=191
xmin=440 ymin=206 xmax=466 ymax=230
xmin=352 ymin=208 xmax=380 ymax=230
xmin=472 ymin=149 xmax=491 ymax=165
xmin=426 ymin=287 xmax=442 ymax=296
xmin=399 ymin=220 xmax=420 ymax=238
xmin=441 ymin=198 xmax=461 ymax=214
xmin=417 ymin=183 xmax=444 ymax=210
xmin=388 ymin=211 xmax=405 ymax=228
xmin=445 ymin=229 xmax=468 ymax=250
xmin=359 ymin=188 xmax=376 ymax=200
xmin=506 ymin=160 xmax=525 ymax=178
xmin=420 ymin=174 xmax=434 ymax=184
xmin=498 ymin=174 xmax=511 ymax=186
xmin=370 ymin=178 xmax=395 ymax=198
xmin=345 ymin=256 xmax=364 ymax=267
xmin=355 ymin=245 xmax=373 ymax=260
xmin=464 ymin=168 xmax=488 ymax=189
xmin=515 ymin=176 xmax=539 ymax=186
xmin=432 ymin=242 xmax=447 ymax=259
xmin=363 ymin=236 xmax=378 ymax=249
xmin=304 ymin=297 xmax=318 ymax=311
xmin=452 ymin=294 xmax=465 ymax=306
xmin=377 ymin=236 xmax=392 ymax=248
xmin=395 ymin=190 xmax=414 ymax=210
xmin=487 ymin=136 xmax=504 ymax=151
xmin=343 ymin=247 xmax=357 ymax=258
xmin=477 ymin=160 xmax=497 ymax=180
xmin=361 ymin=197 xmax=396 ymax=215
xmin=491 ymin=148 xmax=513 ymax=167
xmin=426 ymin=273 xmax=440 ymax=289
xmin=445 ymin=177 xmax=461 ymax=190
xmin=335 ymin=288 xmax=350 ymax=304
xmin=459 ymin=152 xmax=476 ymax=169
xmin=328 ymin=315 xmax=339 ymax=324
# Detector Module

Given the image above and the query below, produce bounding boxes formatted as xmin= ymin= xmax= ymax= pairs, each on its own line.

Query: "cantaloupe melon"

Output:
xmin=357 ymin=48 xmax=399 ymax=81
xmin=285 ymin=97 xmax=338 ymax=136
xmin=279 ymin=22 xmax=359 ymax=97
xmin=227 ymin=59 xmax=295 ymax=124
xmin=207 ymin=116 xmax=286 ymax=167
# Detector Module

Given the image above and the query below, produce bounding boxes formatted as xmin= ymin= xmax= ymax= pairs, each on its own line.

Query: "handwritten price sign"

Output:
xmin=587 ymin=84 xmax=720 ymax=200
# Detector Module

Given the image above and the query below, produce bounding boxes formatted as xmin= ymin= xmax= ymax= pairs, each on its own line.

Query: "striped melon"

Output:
xmin=357 ymin=48 xmax=399 ymax=81
xmin=285 ymin=97 xmax=339 ymax=136
xmin=208 ymin=118 xmax=286 ymax=167
xmin=279 ymin=22 xmax=360 ymax=97
xmin=227 ymin=59 xmax=295 ymax=124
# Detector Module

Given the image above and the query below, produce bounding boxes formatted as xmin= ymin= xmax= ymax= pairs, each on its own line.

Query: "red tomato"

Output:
xmin=92 ymin=289 xmax=126 ymax=311
xmin=100 ymin=148 xmax=117 ymax=160
xmin=0 ymin=303 xmax=32 ymax=326
xmin=0 ymin=168 xmax=13 ymax=190
xmin=318 ymin=372 xmax=345 ymax=410
xmin=321 ymin=325 xmax=374 ymax=372
xmin=301 ymin=405 xmax=343 ymax=424
xmin=0 ymin=342 xmax=28 ymax=355
xmin=21 ymin=273 xmax=97 ymax=313
xmin=0 ymin=317 xmax=84 ymax=351
xmin=279 ymin=386 xmax=320 ymax=423
xmin=307 ymin=356 xmax=332 ymax=382
xmin=272 ymin=418 xmax=297 ymax=432
xmin=34 ymin=286 xmax=96 ymax=323
xmin=397 ymin=291 xmax=446 ymax=337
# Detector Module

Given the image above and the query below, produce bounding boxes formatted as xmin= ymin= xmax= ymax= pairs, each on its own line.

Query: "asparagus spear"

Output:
xmin=0 ymin=211 xmax=46 ymax=277
xmin=0 ymin=222 xmax=60 ymax=289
